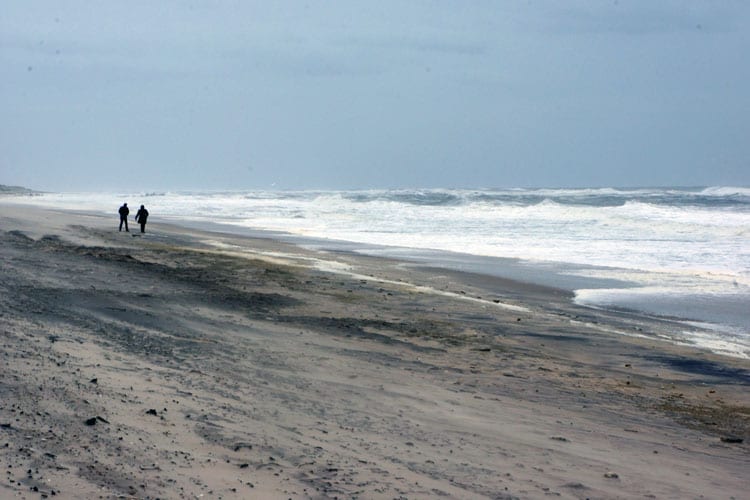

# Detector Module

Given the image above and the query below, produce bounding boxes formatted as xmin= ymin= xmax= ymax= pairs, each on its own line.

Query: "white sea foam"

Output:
xmin=679 ymin=322 xmax=750 ymax=359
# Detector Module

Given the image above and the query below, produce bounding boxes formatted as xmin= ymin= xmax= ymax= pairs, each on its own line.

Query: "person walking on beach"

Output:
xmin=118 ymin=203 xmax=130 ymax=232
xmin=135 ymin=205 xmax=149 ymax=233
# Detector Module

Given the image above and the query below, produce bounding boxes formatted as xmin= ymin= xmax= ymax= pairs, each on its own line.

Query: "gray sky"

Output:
xmin=2 ymin=1 xmax=749 ymax=191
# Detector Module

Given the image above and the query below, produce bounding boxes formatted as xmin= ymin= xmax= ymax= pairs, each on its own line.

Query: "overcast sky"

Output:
xmin=2 ymin=1 xmax=749 ymax=191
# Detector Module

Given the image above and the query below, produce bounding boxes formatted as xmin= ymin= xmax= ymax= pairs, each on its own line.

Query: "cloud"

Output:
xmin=548 ymin=1 xmax=741 ymax=36
xmin=336 ymin=34 xmax=486 ymax=56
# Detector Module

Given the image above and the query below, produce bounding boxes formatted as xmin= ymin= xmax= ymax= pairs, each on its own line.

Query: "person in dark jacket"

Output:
xmin=118 ymin=203 xmax=129 ymax=232
xmin=135 ymin=205 xmax=149 ymax=233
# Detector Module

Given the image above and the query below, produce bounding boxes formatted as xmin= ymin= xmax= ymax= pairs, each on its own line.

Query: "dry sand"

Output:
xmin=1 ymin=204 xmax=748 ymax=499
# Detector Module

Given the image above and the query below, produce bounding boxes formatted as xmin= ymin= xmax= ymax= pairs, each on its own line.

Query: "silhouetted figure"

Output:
xmin=135 ymin=205 xmax=149 ymax=233
xmin=118 ymin=203 xmax=129 ymax=232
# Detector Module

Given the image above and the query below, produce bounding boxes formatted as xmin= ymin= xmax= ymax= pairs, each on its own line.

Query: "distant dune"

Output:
xmin=0 ymin=184 xmax=37 ymax=194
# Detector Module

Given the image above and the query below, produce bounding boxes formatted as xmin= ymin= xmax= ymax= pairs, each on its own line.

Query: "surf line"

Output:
xmin=200 ymin=239 xmax=530 ymax=313
xmin=309 ymin=257 xmax=531 ymax=314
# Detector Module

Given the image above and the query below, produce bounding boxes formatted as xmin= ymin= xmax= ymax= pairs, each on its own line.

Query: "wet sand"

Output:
xmin=1 ymin=204 xmax=749 ymax=499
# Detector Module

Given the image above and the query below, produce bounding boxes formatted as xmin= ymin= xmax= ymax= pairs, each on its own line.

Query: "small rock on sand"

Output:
xmin=720 ymin=436 xmax=743 ymax=444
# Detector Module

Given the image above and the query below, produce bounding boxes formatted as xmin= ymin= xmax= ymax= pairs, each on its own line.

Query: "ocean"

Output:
xmin=5 ymin=186 xmax=750 ymax=358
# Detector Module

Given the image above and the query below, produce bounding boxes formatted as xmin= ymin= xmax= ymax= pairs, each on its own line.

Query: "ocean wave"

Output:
xmin=326 ymin=187 xmax=750 ymax=209
xmin=337 ymin=189 xmax=466 ymax=207
xmin=188 ymin=187 xmax=750 ymax=211
xmin=699 ymin=186 xmax=750 ymax=198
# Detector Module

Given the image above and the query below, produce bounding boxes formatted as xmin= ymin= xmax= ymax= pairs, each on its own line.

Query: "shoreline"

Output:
xmin=1 ymin=204 xmax=749 ymax=498
xmin=173 ymin=215 xmax=750 ymax=359
xmin=3 ymin=192 xmax=749 ymax=351
xmin=3 ymin=201 xmax=749 ymax=376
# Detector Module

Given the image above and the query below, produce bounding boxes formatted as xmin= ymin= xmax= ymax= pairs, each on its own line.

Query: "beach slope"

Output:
xmin=1 ymin=205 xmax=748 ymax=499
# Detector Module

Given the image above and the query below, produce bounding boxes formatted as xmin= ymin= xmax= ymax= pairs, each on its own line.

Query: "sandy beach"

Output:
xmin=1 ymin=204 xmax=748 ymax=499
